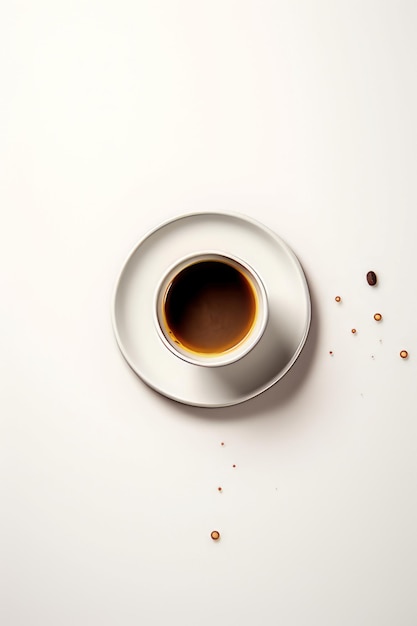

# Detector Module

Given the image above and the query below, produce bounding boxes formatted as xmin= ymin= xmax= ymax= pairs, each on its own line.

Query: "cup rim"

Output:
xmin=154 ymin=251 xmax=269 ymax=367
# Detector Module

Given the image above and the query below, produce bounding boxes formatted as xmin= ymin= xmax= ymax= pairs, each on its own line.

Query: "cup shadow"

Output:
xmin=153 ymin=270 xmax=319 ymax=421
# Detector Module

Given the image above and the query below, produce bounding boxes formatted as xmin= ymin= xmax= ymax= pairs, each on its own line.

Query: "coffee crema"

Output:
xmin=163 ymin=260 xmax=257 ymax=355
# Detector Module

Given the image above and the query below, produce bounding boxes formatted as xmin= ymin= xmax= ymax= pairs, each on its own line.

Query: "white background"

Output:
xmin=1 ymin=1 xmax=417 ymax=624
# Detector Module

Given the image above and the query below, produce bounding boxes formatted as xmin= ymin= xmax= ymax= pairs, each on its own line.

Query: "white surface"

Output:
xmin=1 ymin=1 xmax=417 ymax=624
xmin=113 ymin=212 xmax=310 ymax=405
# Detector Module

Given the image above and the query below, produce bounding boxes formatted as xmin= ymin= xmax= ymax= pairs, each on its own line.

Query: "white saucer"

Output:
xmin=112 ymin=212 xmax=311 ymax=407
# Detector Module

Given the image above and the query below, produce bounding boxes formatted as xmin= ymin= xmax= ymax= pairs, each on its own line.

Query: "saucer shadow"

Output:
xmin=156 ymin=272 xmax=319 ymax=421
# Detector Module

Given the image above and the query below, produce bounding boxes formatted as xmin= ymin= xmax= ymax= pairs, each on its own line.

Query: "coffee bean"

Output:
xmin=366 ymin=271 xmax=377 ymax=286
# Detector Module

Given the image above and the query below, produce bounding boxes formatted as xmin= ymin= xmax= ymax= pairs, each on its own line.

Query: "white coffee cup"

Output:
xmin=154 ymin=252 xmax=268 ymax=367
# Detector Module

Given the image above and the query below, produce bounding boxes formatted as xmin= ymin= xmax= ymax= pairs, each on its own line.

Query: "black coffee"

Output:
xmin=163 ymin=260 xmax=257 ymax=354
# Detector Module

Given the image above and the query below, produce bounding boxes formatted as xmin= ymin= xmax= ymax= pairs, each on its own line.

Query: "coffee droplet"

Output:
xmin=400 ymin=350 xmax=408 ymax=359
xmin=232 ymin=464 xmax=236 ymax=468
xmin=367 ymin=271 xmax=377 ymax=286
xmin=351 ymin=328 xmax=357 ymax=334
xmin=329 ymin=351 xmax=333 ymax=355
xmin=211 ymin=530 xmax=220 ymax=541
xmin=374 ymin=313 xmax=382 ymax=321
xmin=218 ymin=487 xmax=222 ymax=492
xmin=220 ymin=442 xmax=225 ymax=446
xmin=335 ymin=296 xmax=341 ymax=302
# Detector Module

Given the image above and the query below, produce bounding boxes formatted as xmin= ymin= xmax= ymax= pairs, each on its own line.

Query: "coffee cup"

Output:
xmin=154 ymin=252 xmax=268 ymax=367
